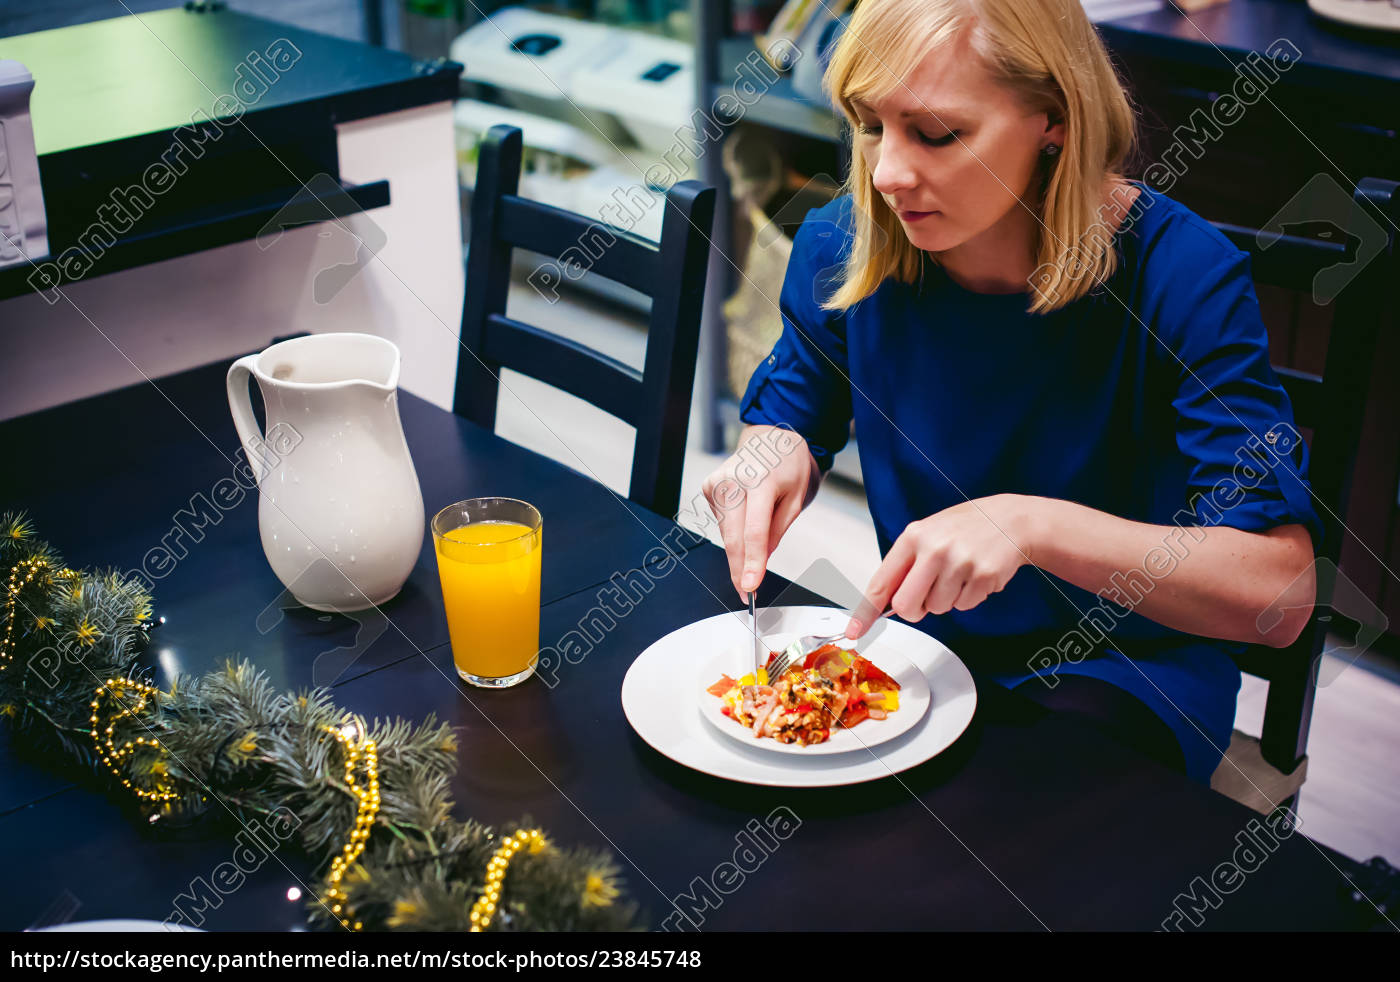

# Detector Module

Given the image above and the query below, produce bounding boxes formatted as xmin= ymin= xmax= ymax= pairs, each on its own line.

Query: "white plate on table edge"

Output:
xmin=621 ymin=605 xmax=978 ymax=788
xmin=31 ymin=920 xmax=203 ymax=932
xmin=696 ymin=639 xmax=931 ymax=755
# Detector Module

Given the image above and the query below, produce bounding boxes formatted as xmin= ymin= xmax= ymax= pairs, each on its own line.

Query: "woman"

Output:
xmin=702 ymin=0 xmax=1320 ymax=783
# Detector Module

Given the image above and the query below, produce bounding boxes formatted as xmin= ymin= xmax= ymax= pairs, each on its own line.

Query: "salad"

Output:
xmin=705 ymin=644 xmax=902 ymax=746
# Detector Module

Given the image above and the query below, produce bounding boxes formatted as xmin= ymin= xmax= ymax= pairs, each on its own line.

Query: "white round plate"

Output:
xmin=695 ymin=639 xmax=931 ymax=755
xmin=621 ymin=606 xmax=978 ymax=787
xmin=32 ymin=920 xmax=203 ymax=932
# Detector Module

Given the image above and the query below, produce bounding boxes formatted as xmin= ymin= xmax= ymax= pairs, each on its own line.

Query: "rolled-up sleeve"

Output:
xmin=1159 ymin=246 xmax=1323 ymax=547
xmin=739 ymin=207 xmax=854 ymax=473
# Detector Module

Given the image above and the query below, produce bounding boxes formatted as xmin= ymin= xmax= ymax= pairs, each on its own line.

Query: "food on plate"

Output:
xmin=706 ymin=644 xmax=901 ymax=746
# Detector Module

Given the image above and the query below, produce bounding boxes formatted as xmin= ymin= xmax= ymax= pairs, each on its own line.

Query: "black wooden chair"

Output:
xmin=1207 ymin=177 xmax=1397 ymax=803
xmin=454 ymin=125 xmax=716 ymax=517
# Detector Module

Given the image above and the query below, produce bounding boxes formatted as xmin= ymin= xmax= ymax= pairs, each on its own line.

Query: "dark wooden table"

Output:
xmin=0 ymin=358 xmax=1373 ymax=931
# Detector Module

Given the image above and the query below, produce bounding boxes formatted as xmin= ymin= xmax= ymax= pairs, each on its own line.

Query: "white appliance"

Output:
xmin=570 ymin=31 xmax=694 ymax=154
xmin=0 ymin=60 xmax=48 ymax=269
xmin=450 ymin=7 xmax=629 ymax=145
xmin=451 ymin=7 xmax=698 ymax=163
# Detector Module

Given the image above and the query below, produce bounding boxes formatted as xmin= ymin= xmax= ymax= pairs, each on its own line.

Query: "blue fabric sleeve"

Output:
xmin=1151 ymin=236 xmax=1324 ymax=547
xmin=738 ymin=206 xmax=854 ymax=473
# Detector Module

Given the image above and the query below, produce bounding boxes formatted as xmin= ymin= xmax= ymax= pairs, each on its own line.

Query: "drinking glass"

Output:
xmin=431 ymin=497 xmax=542 ymax=687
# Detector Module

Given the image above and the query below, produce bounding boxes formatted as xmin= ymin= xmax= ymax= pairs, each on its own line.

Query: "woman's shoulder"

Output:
xmin=1114 ymin=184 xmax=1267 ymax=351
xmin=1119 ymin=184 xmax=1251 ymax=285
xmin=791 ymin=194 xmax=857 ymax=268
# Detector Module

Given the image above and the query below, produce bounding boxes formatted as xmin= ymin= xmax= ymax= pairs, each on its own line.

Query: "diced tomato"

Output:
xmin=706 ymin=675 xmax=736 ymax=697
xmin=852 ymin=655 xmax=899 ymax=691
xmin=720 ymin=705 xmax=733 ymax=718
xmin=794 ymin=703 xmax=812 ymax=715
xmin=842 ymin=703 xmax=870 ymax=728
xmin=801 ymin=643 xmax=842 ymax=671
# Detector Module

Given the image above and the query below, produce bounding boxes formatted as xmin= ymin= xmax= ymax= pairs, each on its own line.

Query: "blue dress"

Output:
xmin=739 ymin=185 xmax=1322 ymax=783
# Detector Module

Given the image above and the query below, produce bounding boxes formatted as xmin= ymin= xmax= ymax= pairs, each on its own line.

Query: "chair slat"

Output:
xmin=482 ymin=314 xmax=644 ymax=426
xmin=1274 ymin=365 xmax=1324 ymax=429
xmin=498 ymin=195 xmax=662 ymax=296
xmin=1213 ymin=221 xmax=1350 ymax=288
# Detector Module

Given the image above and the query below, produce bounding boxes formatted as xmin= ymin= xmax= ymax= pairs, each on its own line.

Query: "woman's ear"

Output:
xmin=1042 ymin=113 xmax=1066 ymax=152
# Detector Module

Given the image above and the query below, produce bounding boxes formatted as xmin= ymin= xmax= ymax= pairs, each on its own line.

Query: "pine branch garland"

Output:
xmin=0 ymin=513 xmax=643 ymax=932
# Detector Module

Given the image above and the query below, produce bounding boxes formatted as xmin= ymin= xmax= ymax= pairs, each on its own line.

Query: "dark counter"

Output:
xmin=0 ymin=6 xmax=461 ymax=302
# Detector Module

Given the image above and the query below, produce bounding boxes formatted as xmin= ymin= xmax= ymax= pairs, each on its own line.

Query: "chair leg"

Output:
xmin=1258 ymin=655 xmax=1319 ymax=775
xmin=1274 ymin=790 xmax=1301 ymax=819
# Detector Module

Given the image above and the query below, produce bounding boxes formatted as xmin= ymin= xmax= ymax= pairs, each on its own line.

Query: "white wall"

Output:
xmin=0 ymin=100 xmax=464 ymax=420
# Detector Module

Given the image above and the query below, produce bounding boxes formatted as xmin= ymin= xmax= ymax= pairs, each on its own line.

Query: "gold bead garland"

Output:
xmin=321 ymin=721 xmax=380 ymax=932
xmin=469 ymin=828 xmax=547 ymax=932
xmin=89 ymin=678 xmax=181 ymax=802
xmin=0 ymin=517 xmax=636 ymax=932
xmin=1 ymin=557 xmax=72 ymax=674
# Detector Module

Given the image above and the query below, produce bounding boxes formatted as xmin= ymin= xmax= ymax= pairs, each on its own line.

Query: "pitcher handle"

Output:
xmin=226 ymin=355 xmax=267 ymax=485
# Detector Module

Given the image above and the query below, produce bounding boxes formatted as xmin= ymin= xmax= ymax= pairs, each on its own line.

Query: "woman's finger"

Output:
xmin=951 ymin=578 xmax=993 ymax=612
xmin=925 ymin=552 xmax=972 ymax=615
xmin=769 ymin=488 xmax=804 ymax=554
xmin=708 ymin=477 xmax=748 ymax=597
xmin=847 ymin=534 xmax=917 ymax=638
xmin=740 ymin=484 xmax=777 ymax=593
xmin=889 ymin=549 xmax=941 ymax=623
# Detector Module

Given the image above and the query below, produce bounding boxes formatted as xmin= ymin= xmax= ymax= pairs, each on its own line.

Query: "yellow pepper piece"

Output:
xmin=860 ymin=681 xmax=899 ymax=712
xmin=737 ymin=668 xmax=769 ymax=688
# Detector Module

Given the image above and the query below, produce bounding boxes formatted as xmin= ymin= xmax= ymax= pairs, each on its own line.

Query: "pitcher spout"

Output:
xmin=253 ymin=332 xmax=401 ymax=392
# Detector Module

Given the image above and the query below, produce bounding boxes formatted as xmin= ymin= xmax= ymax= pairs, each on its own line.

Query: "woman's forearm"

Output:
xmin=1019 ymin=495 xmax=1316 ymax=647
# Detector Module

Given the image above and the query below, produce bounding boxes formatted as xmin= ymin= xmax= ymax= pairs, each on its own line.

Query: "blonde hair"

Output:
xmin=822 ymin=0 xmax=1137 ymax=314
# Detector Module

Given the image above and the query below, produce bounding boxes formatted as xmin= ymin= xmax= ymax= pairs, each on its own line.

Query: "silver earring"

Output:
xmin=1043 ymin=145 xmax=1061 ymax=157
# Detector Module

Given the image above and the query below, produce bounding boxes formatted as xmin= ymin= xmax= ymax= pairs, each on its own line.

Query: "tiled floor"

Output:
xmin=492 ymin=278 xmax=1400 ymax=866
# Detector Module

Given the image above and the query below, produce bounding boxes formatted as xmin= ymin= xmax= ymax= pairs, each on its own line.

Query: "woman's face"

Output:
xmin=852 ymin=32 xmax=1063 ymax=255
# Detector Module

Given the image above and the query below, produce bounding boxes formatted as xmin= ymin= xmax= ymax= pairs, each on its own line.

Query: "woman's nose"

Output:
xmin=870 ymin=135 xmax=919 ymax=196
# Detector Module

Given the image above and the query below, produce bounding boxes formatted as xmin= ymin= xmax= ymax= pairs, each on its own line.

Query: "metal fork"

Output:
xmin=765 ymin=607 xmax=894 ymax=683
xmin=748 ymin=591 xmax=762 ymax=679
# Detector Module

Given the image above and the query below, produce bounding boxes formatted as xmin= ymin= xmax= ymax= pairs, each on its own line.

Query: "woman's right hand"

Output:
xmin=701 ymin=424 xmax=821 ymax=599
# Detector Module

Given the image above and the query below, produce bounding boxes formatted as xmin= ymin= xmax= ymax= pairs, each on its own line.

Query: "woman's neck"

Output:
xmin=935 ymin=198 xmax=1040 ymax=294
xmin=932 ymin=178 xmax=1141 ymax=295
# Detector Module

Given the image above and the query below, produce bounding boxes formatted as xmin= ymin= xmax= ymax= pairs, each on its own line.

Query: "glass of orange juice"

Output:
xmin=431 ymin=497 xmax=542 ymax=687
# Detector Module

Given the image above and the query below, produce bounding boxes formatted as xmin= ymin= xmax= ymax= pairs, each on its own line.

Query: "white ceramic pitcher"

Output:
xmin=226 ymin=333 xmax=425 ymax=612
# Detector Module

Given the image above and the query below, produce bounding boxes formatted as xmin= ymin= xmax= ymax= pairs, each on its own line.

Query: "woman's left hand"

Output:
xmin=846 ymin=494 xmax=1039 ymax=638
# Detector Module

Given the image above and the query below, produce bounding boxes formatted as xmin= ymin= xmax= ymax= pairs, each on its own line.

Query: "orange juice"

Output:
xmin=434 ymin=520 xmax=542 ymax=682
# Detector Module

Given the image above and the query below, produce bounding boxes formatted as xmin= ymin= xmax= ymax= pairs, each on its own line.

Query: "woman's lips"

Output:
xmin=897 ymin=209 xmax=938 ymax=222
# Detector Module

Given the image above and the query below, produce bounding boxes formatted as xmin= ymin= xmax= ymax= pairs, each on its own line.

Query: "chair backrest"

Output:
xmin=455 ymin=125 xmax=716 ymax=517
xmin=1209 ymin=177 xmax=1398 ymax=774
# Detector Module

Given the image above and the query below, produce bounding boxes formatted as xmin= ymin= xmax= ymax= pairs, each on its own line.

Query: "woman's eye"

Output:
xmin=857 ymin=123 xmax=882 ymax=137
xmin=919 ymin=130 xmax=960 ymax=147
